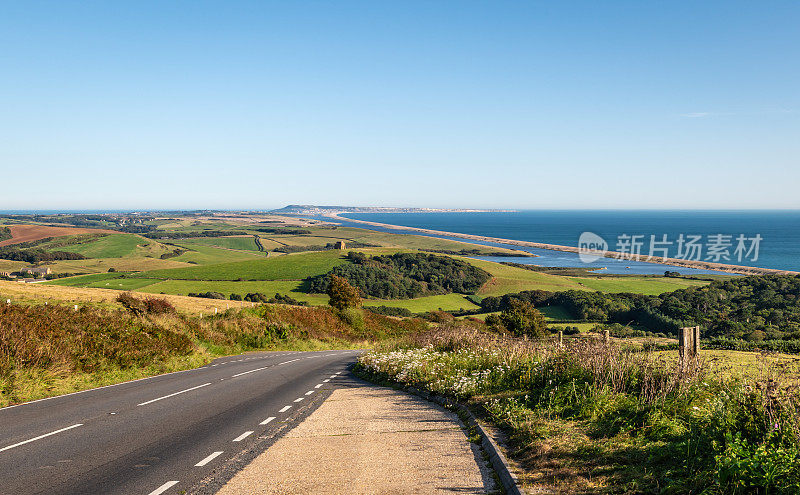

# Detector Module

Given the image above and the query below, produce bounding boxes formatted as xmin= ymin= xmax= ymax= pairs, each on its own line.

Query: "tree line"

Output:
xmin=479 ymin=275 xmax=800 ymax=341
xmin=305 ymin=252 xmax=491 ymax=299
xmin=0 ymin=246 xmax=86 ymax=263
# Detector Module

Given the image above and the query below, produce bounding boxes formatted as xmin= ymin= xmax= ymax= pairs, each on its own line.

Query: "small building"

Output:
xmin=333 ymin=241 xmax=346 ymax=250
xmin=20 ymin=266 xmax=52 ymax=276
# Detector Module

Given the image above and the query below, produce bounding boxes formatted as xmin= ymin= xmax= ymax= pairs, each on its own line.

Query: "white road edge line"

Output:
xmin=195 ymin=451 xmax=224 ymax=467
xmin=314 ymin=384 xmax=323 ymax=388
xmin=305 ymin=390 xmax=314 ymax=395
xmin=293 ymin=397 xmax=304 ymax=403
xmin=147 ymin=480 xmax=179 ymax=495
xmin=233 ymin=431 xmax=253 ymax=442
xmin=0 ymin=423 xmax=83 ymax=454
xmin=279 ymin=405 xmax=292 ymax=413
xmin=323 ymin=379 xmax=330 ymax=383
xmin=0 ymin=362 xmax=206 ymax=412
xmin=137 ymin=383 xmax=211 ymax=406
xmin=260 ymin=416 xmax=276 ymax=425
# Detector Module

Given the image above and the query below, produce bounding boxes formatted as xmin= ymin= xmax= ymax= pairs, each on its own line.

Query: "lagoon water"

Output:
xmin=338 ymin=210 xmax=800 ymax=275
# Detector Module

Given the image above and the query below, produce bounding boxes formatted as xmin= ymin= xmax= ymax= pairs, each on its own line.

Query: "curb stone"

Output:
xmin=401 ymin=385 xmax=527 ymax=495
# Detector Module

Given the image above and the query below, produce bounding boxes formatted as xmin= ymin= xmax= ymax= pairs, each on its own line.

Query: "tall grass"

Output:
xmin=357 ymin=324 xmax=800 ymax=494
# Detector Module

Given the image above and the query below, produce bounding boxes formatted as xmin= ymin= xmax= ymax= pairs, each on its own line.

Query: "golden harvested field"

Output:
xmin=0 ymin=280 xmax=253 ymax=315
xmin=656 ymin=349 xmax=800 ymax=380
xmin=0 ymin=224 xmax=118 ymax=247
xmin=0 ymin=260 xmax=26 ymax=272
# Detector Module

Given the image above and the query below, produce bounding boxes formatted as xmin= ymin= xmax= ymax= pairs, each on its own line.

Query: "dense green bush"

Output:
xmin=306 ymin=251 xmax=491 ymax=299
xmin=366 ymin=306 xmax=414 ymax=317
xmin=187 ymin=291 xmax=226 ymax=300
xmin=486 ymin=300 xmax=547 ymax=338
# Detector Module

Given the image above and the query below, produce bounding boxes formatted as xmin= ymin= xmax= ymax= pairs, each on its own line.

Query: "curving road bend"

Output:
xmin=0 ymin=350 xmax=361 ymax=495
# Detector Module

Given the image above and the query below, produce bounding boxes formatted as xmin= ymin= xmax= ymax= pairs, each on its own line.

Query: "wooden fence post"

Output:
xmin=558 ymin=330 xmax=563 ymax=347
xmin=603 ymin=329 xmax=610 ymax=344
xmin=679 ymin=326 xmax=701 ymax=370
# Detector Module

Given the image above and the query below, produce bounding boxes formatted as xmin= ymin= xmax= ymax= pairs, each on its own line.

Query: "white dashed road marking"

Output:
xmin=231 ymin=366 xmax=269 ymax=378
xmin=0 ymin=424 xmax=83 ymax=454
xmin=314 ymin=384 xmax=323 ymax=388
xmin=137 ymin=383 xmax=211 ymax=407
xmin=148 ymin=480 xmax=179 ymax=495
xmin=305 ymin=390 xmax=314 ymax=395
xmin=260 ymin=417 xmax=275 ymax=425
xmin=279 ymin=406 xmax=292 ymax=413
xmin=195 ymin=451 xmax=224 ymax=467
xmin=233 ymin=431 xmax=253 ymax=442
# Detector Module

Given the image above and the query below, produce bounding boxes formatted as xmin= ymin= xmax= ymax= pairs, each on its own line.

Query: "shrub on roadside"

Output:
xmin=187 ymin=291 xmax=226 ymax=300
xmin=327 ymin=274 xmax=361 ymax=311
xmin=143 ymin=297 xmax=175 ymax=314
xmin=117 ymin=292 xmax=175 ymax=315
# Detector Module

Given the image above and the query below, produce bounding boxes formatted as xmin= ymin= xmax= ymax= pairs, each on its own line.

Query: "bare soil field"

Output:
xmin=0 ymin=224 xmax=118 ymax=247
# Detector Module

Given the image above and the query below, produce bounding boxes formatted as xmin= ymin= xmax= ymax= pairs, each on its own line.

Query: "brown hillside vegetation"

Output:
xmin=0 ymin=292 xmax=425 ymax=407
xmin=0 ymin=224 xmax=119 ymax=247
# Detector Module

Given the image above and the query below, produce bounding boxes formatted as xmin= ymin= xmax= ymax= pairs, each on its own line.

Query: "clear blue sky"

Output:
xmin=1 ymin=1 xmax=798 ymax=210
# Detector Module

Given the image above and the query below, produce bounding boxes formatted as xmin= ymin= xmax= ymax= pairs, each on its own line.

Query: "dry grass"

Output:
xmin=0 ymin=279 xmax=253 ymax=314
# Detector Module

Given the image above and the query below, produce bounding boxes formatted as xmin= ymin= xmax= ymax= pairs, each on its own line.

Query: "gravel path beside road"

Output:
xmin=216 ymin=377 xmax=496 ymax=494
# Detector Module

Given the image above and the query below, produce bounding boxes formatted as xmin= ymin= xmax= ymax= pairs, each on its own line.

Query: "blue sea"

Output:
xmin=332 ymin=210 xmax=800 ymax=275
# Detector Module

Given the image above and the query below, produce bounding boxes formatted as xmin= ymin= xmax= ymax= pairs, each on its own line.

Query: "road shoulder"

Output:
xmin=215 ymin=375 xmax=497 ymax=494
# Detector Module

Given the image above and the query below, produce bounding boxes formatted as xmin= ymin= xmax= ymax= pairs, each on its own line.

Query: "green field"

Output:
xmin=168 ymin=243 xmax=266 ymax=265
xmin=171 ymin=236 xmax=260 ymax=252
xmin=45 ymin=272 xmax=160 ymax=290
xmin=551 ymin=322 xmax=598 ymax=332
xmin=569 ymin=276 xmax=708 ymax=294
xmin=471 ymin=259 xmax=586 ymax=295
xmin=467 ymin=258 xmax=709 ymax=296
xmin=46 ymin=272 xmax=127 ymax=287
xmin=260 ymin=234 xmax=353 ymax=247
xmin=133 ymin=250 xmax=349 ymax=281
xmin=41 ymin=233 xmax=171 ymax=259
xmin=137 ymin=279 xmax=328 ymax=303
xmin=85 ymin=278 xmax=161 ymax=290
xmin=41 ymin=257 xmax=190 ymax=274
xmin=363 ymin=293 xmax=480 ymax=312
xmin=538 ymin=305 xmax=575 ymax=320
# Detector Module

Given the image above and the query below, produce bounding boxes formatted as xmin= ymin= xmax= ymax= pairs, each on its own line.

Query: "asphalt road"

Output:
xmin=0 ymin=349 xmax=361 ymax=495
